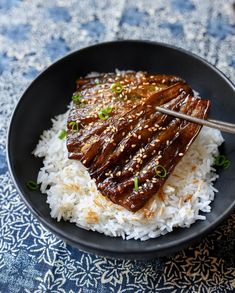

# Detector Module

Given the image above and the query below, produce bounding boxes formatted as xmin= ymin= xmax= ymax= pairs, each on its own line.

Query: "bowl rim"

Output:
xmin=6 ymin=40 xmax=235 ymax=256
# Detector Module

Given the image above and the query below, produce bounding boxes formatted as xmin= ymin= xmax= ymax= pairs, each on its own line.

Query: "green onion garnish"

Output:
xmin=72 ymin=94 xmax=81 ymax=104
xmin=69 ymin=121 xmax=78 ymax=132
xmin=134 ymin=176 xmax=139 ymax=191
xmin=94 ymin=79 xmax=100 ymax=85
xmin=223 ymin=160 xmax=231 ymax=169
xmin=214 ymin=155 xmax=231 ymax=169
xmin=214 ymin=155 xmax=226 ymax=166
xmin=58 ymin=129 xmax=67 ymax=139
xmin=155 ymin=164 xmax=167 ymax=178
xmin=111 ymin=82 xmax=123 ymax=94
xmin=26 ymin=180 xmax=39 ymax=191
xmin=98 ymin=106 xmax=113 ymax=121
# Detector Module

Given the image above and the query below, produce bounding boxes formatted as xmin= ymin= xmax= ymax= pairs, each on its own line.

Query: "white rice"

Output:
xmin=33 ymin=110 xmax=224 ymax=241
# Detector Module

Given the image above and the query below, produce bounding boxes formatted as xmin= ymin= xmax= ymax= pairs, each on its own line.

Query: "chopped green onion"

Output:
xmin=69 ymin=121 xmax=78 ymax=132
xmin=214 ymin=155 xmax=226 ymax=166
xmin=223 ymin=160 xmax=231 ymax=169
xmin=26 ymin=180 xmax=39 ymax=191
xmin=155 ymin=164 xmax=167 ymax=178
xmin=111 ymin=82 xmax=123 ymax=94
xmin=98 ymin=106 xmax=113 ymax=121
xmin=214 ymin=155 xmax=231 ymax=169
xmin=98 ymin=111 xmax=109 ymax=121
xmin=72 ymin=94 xmax=81 ymax=103
xmin=94 ymin=79 xmax=100 ymax=85
xmin=105 ymin=106 xmax=112 ymax=113
xmin=58 ymin=129 xmax=67 ymax=139
xmin=134 ymin=176 xmax=139 ymax=191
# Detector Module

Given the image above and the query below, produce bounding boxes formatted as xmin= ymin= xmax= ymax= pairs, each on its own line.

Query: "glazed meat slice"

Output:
xmin=67 ymin=72 xmax=187 ymax=160
xmin=67 ymin=71 xmax=210 ymax=212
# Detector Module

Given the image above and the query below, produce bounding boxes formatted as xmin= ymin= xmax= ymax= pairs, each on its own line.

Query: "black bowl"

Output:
xmin=7 ymin=40 xmax=235 ymax=259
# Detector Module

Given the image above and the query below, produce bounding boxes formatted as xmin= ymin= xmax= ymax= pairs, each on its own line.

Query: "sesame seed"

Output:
xmin=138 ymin=135 xmax=141 ymax=139
xmin=179 ymin=152 xmax=184 ymax=156
xmin=131 ymin=144 xmax=136 ymax=148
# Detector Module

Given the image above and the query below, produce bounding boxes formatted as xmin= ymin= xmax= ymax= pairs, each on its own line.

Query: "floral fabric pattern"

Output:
xmin=0 ymin=0 xmax=235 ymax=292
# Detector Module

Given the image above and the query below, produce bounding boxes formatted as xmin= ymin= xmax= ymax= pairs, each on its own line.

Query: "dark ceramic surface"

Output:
xmin=7 ymin=40 xmax=235 ymax=259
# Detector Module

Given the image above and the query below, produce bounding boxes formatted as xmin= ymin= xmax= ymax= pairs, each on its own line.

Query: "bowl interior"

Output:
xmin=7 ymin=41 xmax=235 ymax=258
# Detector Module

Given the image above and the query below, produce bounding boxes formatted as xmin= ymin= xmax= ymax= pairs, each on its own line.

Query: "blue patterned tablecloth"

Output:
xmin=0 ymin=0 xmax=235 ymax=292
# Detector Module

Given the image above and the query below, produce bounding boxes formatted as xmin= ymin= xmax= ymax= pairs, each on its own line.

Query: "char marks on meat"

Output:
xmin=67 ymin=71 xmax=210 ymax=212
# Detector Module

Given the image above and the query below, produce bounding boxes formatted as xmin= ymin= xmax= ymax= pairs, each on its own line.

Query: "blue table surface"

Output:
xmin=0 ymin=0 xmax=235 ymax=292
